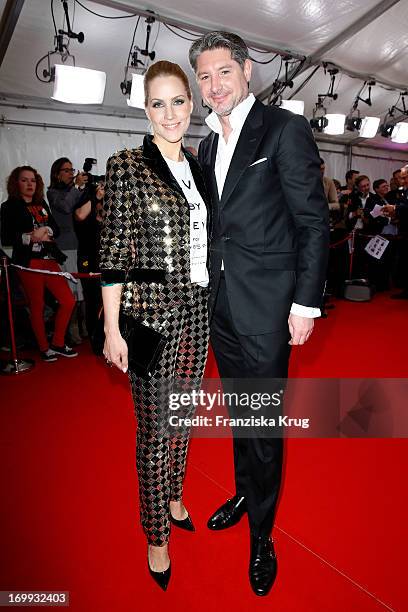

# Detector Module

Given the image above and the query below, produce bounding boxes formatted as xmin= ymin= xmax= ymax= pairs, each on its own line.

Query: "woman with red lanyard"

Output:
xmin=1 ymin=166 xmax=78 ymax=361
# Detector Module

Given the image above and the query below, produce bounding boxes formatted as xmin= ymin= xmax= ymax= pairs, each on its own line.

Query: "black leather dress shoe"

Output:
xmin=249 ymin=535 xmax=277 ymax=596
xmin=207 ymin=495 xmax=246 ymax=530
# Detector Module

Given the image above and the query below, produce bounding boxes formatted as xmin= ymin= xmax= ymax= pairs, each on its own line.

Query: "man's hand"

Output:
xmin=96 ymin=183 xmax=105 ymax=201
xmin=288 ymin=313 xmax=314 ymax=345
xmin=382 ymin=204 xmax=396 ymax=218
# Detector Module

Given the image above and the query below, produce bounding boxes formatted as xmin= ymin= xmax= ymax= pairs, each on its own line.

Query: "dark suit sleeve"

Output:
xmin=1 ymin=201 xmax=15 ymax=247
xmin=364 ymin=196 xmax=388 ymax=233
xmin=276 ymin=114 xmax=329 ymax=307
xmin=197 ymin=139 xmax=205 ymax=167
xmin=0 ymin=199 xmax=32 ymax=247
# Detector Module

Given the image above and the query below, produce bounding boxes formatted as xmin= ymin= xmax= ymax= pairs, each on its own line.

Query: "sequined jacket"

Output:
xmin=99 ymin=135 xmax=211 ymax=315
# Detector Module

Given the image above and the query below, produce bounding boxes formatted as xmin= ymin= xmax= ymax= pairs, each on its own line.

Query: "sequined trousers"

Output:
xmin=128 ymin=285 xmax=209 ymax=546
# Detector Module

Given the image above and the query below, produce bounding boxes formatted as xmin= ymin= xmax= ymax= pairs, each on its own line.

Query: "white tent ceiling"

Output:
xmin=0 ymin=0 xmax=407 ymax=151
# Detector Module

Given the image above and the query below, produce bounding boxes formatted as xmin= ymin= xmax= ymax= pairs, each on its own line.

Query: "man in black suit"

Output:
xmin=384 ymin=167 xmax=408 ymax=298
xmin=189 ymin=31 xmax=329 ymax=596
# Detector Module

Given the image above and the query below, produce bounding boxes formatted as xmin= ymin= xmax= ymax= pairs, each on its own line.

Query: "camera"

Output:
xmin=81 ymin=158 xmax=105 ymax=206
xmin=83 ymin=157 xmax=105 ymax=187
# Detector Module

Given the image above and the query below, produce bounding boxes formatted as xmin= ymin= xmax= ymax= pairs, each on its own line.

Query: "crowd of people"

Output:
xmin=0 ymin=159 xmax=104 ymax=361
xmin=320 ymin=161 xmax=408 ymax=299
xmin=1 ymin=155 xmax=407 ymax=362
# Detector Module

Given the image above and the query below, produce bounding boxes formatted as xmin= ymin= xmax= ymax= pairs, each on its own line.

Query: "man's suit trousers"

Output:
xmin=211 ymin=275 xmax=291 ymax=536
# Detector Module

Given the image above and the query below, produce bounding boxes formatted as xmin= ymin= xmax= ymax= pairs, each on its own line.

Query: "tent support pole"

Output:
xmin=0 ymin=0 xmax=25 ymax=67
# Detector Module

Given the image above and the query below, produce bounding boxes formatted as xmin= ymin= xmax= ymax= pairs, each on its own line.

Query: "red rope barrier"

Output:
xmin=329 ymin=234 xmax=352 ymax=249
xmin=71 ymin=272 xmax=101 ymax=279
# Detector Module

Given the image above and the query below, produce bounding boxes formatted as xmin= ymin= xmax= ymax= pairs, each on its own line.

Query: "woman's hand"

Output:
xmin=31 ymin=227 xmax=51 ymax=242
xmin=103 ymin=330 xmax=128 ymax=373
xmin=75 ymin=172 xmax=88 ymax=188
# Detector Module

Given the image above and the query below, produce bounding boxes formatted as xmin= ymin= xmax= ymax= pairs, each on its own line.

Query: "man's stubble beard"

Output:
xmin=206 ymin=91 xmax=249 ymax=117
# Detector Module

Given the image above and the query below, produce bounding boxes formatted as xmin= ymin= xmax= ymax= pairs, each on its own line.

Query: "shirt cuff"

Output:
xmin=290 ymin=303 xmax=321 ymax=318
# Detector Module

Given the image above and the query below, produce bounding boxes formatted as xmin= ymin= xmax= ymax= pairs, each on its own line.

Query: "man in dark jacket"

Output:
xmin=189 ymin=31 xmax=329 ymax=596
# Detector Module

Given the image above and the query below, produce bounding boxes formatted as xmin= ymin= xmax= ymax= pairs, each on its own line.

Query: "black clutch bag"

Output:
xmin=120 ymin=314 xmax=167 ymax=379
xmin=92 ymin=310 xmax=167 ymax=379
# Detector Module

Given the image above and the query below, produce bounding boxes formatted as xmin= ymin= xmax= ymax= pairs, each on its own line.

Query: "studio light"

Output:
xmin=346 ymin=117 xmax=362 ymax=131
xmin=323 ymin=114 xmax=346 ymax=135
xmin=310 ymin=116 xmax=328 ymax=132
xmin=391 ymin=122 xmax=408 ymax=144
xmin=359 ymin=116 xmax=380 ymax=138
xmin=280 ymin=100 xmax=304 ymax=115
xmin=52 ymin=65 xmax=106 ymax=104
xmin=127 ymin=73 xmax=145 ymax=109
xmin=380 ymin=123 xmax=394 ymax=138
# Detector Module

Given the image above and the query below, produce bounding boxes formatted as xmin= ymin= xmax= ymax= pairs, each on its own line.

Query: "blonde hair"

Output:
xmin=144 ymin=60 xmax=192 ymax=106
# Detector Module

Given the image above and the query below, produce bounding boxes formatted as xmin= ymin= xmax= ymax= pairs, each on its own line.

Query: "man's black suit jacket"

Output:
xmin=199 ymin=98 xmax=329 ymax=336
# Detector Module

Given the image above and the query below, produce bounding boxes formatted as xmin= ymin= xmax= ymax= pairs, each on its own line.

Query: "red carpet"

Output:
xmin=0 ymin=292 xmax=407 ymax=611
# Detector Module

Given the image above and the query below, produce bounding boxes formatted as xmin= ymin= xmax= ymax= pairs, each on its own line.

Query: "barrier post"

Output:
xmin=0 ymin=256 xmax=35 ymax=375
xmin=348 ymin=229 xmax=356 ymax=279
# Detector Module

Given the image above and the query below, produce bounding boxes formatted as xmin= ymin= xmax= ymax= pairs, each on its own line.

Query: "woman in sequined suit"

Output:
xmin=99 ymin=61 xmax=210 ymax=590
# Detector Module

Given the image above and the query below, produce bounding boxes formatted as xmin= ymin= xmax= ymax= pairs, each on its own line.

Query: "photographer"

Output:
xmin=47 ymin=157 xmax=90 ymax=344
xmin=74 ymin=164 xmax=105 ymax=338
xmin=0 ymin=166 xmax=77 ymax=361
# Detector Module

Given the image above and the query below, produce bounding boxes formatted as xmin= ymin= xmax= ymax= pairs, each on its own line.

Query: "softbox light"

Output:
xmin=127 ymin=73 xmax=145 ymax=109
xmin=280 ymin=100 xmax=305 ymax=115
xmin=391 ymin=122 xmax=408 ymax=144
xmin=52 ymin=65 xmax=106 ymax=104
xmin=324 ymin=114 xmax=346 ymax=135
xmin=359 ymin=116 xmax=380 ymax=138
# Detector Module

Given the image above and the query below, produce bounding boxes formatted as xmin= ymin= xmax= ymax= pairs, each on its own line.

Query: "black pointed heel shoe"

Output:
xmin=170 ymin=512 xmax=195 ymax=532
xmin=148 ymin=559 xmax=171 ymax=591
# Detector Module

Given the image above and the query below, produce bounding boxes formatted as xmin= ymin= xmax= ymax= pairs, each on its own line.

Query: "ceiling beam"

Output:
xmin=88 ymin=1 xmax=407 ymax=97
xmin=87 ymin=0 xmax=305 ymax=60
xmin=0 ymin=0 xmax=25 ymax=67
xmin=258 ymin=0 xmax=403 ymax=101
xmin=0 ymin=91 xmax=206 ymax=125
xmin=307 ymin=0 xmax=401 ymax=66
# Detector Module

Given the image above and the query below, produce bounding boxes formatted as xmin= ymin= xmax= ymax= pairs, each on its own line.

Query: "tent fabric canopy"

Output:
xmin=0 ymin=0 xmax=407 ymax=197
xmin=0 ymin=1 xmax=407 ymax=144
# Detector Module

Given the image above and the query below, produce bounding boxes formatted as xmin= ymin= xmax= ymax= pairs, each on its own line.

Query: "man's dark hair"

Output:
xmin=373 ymin=179 xmax=387 ymax=191
xmin=393 ymin=168 xmax=402 ymax=178
xmin=355 ymin=174 xmax=370 ymax=186
xmin=345 ymin=169 xmax=359 ymax=182
xmin=189 ymin=31 xmax=249 ymax=72
xmin=319 ymin=157 xmax=325 ymax=165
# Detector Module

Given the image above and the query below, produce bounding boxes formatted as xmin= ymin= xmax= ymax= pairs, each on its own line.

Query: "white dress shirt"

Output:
xmin=205 ymin=93 xmax=320 ymax=318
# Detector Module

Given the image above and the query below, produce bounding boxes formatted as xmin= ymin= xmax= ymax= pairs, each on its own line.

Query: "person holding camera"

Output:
xmin=0 ymin=165 xmax=78 ymax=361
xmin=74 ymin=176 xmax=105 ymax=339
xmin=47 ymin=157 xmax=91 ymax=344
